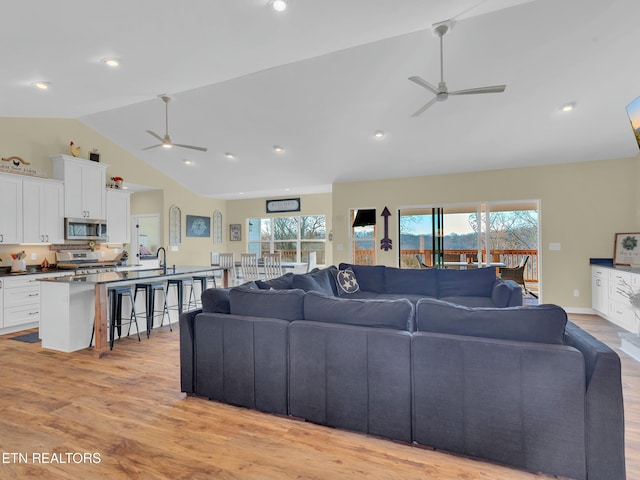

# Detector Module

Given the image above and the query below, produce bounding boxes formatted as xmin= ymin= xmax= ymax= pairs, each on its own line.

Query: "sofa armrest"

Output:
xmin=492 ymin=278 xmax=522 ymax=307
xmin=179 ymin=308 xmax=202 ymax=394
xmin=564 ymin=321 xmax=626 ymax=480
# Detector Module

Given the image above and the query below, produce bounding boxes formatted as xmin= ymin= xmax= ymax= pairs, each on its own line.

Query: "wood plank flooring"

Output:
xmin=0 ymin=314 xmax=635 ymax=480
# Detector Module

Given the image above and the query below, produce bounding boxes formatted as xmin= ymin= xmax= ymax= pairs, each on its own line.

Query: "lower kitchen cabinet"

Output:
xmin=592 ymin=265 xmax=640 ymax=333
xmin=3 ymin=276 xmax=40 ymax=329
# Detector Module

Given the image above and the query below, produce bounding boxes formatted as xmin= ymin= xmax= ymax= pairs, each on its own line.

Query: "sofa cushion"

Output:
xmin=256 ymin=272 xmax=294 ymax=290
xmin=291 ymin=267 xmax=335 ymax=296
xmin=415 ymin=298 xmax=567 ymax=344
xmin=338 ymin=263 xmax=386 ymax=293
xmin=201 ymin=287 xmax=231 ymax=313
xmin=384 ymin=266 xmax=438 ymax=297
xmin=491 ymin=279 xmax=512 ymax=307
xmin=229 ymin=286 xmax=305 ymax=321
xmin=437 ymin=267 xmax=496 ymax=298
xmin=303 ymin=291 xmax=414 ymax=331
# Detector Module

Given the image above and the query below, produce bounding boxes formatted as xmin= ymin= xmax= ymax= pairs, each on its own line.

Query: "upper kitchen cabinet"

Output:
xmin=51 ymin=154 xmax=107 ymax=220
xmin=106 ymin=188 xmax=131 ymax=244
xmin=22 ymin=178 xmax=64 ymax=244
xmin=0 ymin=173 xmax=23 ymax=244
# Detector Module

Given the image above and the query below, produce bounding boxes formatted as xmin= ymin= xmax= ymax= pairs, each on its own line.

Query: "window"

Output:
xmin=351 ymin=209 xmax=376 ymax=265
xmin=248 ymin=215 xmax=326 ymax=264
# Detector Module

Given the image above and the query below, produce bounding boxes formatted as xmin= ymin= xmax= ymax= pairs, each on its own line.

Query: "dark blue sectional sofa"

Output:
xmin=179 ymin=265 xmax=625 ymax=480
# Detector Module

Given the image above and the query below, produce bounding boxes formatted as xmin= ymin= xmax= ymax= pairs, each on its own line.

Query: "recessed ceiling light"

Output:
xmin=183 ymin=159 xmax=192 ymax=165
xmin=560 ymin=102 xmax=575 ymax=112
xmin=101 ymin=58 xmax=120 ymax=67
xmin=31 ymin=81 xmax=50 ymax=90
xmin=273 ymin=145 xmax=284 ymax=153
xmin=374 ymin=130 xmax=385 ymax=138
xmin=225 ymin=152 xmax=235 ymax=160
xmin=269 ymin=0 xmax=287 ymax=12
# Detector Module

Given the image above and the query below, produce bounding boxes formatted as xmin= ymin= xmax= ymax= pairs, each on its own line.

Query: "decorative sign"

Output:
xmin=230 ymin=224 xmax=241 ymax=241
xmin=614 ymin=232 xmax=640 ymax=265
xmin=380 ymin=207 xmax=392 ymax=251
xmin=213 ymin=210 xmax=223 ymax=244
xmin=266 ymin=198 xmax=301 ymax=214
xmin=1 ymin=156 xmax=46 ymax=177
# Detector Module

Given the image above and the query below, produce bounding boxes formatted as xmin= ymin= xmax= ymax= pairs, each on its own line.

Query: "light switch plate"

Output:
xmin=171 ymin=245 xmax=179 ymax=252
xmin=30 ymin=253 xmax=37 ymax=260
xmin=549 ymin=242 xmax=561 ymax=251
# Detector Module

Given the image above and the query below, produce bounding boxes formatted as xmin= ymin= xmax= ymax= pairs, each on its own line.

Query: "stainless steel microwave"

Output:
xmin=64 ymin=218 xmax=108 ymax=241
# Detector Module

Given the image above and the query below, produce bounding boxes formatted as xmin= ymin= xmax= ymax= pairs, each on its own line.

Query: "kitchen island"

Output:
xmin=39 ymin=266 xmax=221 ymax=357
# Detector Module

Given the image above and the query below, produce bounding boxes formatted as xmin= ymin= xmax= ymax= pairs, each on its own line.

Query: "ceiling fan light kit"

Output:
xmin=143 ymin=95 xmax=208 ymax=152
xmin=409 ymin=19 xmax=506 ymax=117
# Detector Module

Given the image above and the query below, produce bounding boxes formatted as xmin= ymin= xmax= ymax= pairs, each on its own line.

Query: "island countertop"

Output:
xmin=38 ymin=265 xmax=221 ymax=285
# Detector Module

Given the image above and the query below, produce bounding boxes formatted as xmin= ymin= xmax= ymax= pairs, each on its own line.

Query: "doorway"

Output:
xmin=131 ymin=214 xmax=161 ymax=262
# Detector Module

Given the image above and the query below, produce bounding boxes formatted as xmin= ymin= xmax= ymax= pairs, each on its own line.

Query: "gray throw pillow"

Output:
xmin=415 ymin=297 xmax=567 ymax=344
xmin=229 ymin=286 xmax=305 ymax=321
xmin=303 ymin=291 xmax=414 ymax=331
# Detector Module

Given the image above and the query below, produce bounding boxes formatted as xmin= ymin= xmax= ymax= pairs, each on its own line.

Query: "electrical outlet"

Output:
xmin=573 ymin=289 xmax=580 ymax=297
xmin=31 ymin=253 xmax=37 ymax=260
xmin=101 ymin=251 xmax=105 ymax=257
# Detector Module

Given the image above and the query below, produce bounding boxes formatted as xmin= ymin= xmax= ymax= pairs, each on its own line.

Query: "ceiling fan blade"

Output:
xmin=173 ymin=143 xmax=208 ymax=152
xmin=408 ymin=76 xmax=440 ymax=95
xmin=146 ymin=130 xmax=164 ymax=142
xmin=449 ymin=85 xmax=506 ymax=95
xmin=411 ymin=97 xmax=438 ymax=117
xmin=141 ymin=144 xmax=162 ymax=151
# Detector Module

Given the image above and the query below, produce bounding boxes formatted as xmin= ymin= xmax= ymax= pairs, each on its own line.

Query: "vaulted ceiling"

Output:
xmin=3 ymin=0 xmax=639 ymax=199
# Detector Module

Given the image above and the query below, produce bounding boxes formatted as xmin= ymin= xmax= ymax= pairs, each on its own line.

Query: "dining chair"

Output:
xmin=218 ymin=253 xmax=237 ymax=285
xmin=306 ymin=251 xmax=317 ymax=273
xmin=499 ymin=255 xmax=537 ymax=298
xmin=263 ymin=252 xmax=283 ymax=280
xmin=240 ymin=253 xmax=261 ymax=282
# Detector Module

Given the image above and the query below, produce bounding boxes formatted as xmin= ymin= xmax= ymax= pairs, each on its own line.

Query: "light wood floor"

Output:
xmin=0 ymin=314 xmax=635 ymax=480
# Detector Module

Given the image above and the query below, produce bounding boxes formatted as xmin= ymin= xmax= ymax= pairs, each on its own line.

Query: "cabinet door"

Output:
xmin=0 ymin=175 xmax=23 ymax=244
xmin=82 ymin=166 xmax=106 ymax=219
xmin=591 ymin=267 xmax=609 ymax=314
xmin=62 ymin=160 xmax=85 ymax=218
xmin=22 ymin=180 xmax=43 ymax=243
xmin=106 ymin=189 xmax=131 ymax=244
xmin=42 ymin=181 xmax=64 ymax=243
xmin=22 ymin=179 xmax=64 ymax=244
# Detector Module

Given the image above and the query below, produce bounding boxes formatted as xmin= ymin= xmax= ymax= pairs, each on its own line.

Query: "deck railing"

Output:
xmin=352 ymin=249 xmax=539 ymax=284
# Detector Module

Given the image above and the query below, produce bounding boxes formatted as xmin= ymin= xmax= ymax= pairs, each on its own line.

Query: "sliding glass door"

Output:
xmin=399 ymin=202 xmax=539 ymax=292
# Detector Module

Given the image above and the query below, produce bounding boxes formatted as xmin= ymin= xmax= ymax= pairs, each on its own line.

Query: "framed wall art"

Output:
xmin=614 ymin=232 xmax=640 ymax=266
xmin=186 ymin=215 xmax=211 ymax=238
xmin=230 ymin=224 xmax=241 ymax=241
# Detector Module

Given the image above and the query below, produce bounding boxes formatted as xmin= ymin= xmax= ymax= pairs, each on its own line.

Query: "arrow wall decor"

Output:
xmin=380 ymin=207 xmax=392 ymax=251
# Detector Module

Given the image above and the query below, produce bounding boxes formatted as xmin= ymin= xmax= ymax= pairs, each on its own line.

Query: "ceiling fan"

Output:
xmin=142 ymin=95 xmax=208 ymax=152
xmin=408 ymin=20 xmax=506 ymax=117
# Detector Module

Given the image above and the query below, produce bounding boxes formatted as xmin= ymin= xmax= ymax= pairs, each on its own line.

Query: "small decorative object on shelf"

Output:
xmin=69 ymin=141 xmax=81 ymax=157
xmin=110 ymin=176 xmax=124 ymax=189
xmin=10 ymin=251 xmax=27 ymax=272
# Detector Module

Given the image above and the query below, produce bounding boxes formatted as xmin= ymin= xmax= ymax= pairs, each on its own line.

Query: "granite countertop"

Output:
xmin=0 ymin=266 xmax=70 ymax=278
xmin=37 ymin=266 xmax=221 ymax=285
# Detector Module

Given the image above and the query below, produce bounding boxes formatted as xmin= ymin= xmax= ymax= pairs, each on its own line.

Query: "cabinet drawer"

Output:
xmin=4 ymin=285 xmax=40 ymax=308
xmin=4 ymin=304 xmax=40 ymax=327
xmin=608 ymin=300 xmax=637 ymax=332
xmin=592 ymin=266 xmax=608 ymax=278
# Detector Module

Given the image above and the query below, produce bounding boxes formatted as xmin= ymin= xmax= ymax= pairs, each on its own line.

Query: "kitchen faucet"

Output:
xmin=157 ymin=247 xmax=167 ymax=274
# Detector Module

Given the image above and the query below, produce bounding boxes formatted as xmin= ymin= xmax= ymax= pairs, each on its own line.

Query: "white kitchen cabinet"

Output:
xmin=3 ymin=276 xmax=40 ymax=329
xmin=106 ymin=189 xmax=131 ymax=244
xmin=591 ymin=265 xmax=640 ymax=333
xmin=22 ymin=178 xmax=64 ymax=244
xmin=51 ymin=154 xmax=107 ymax=220
xmin=591 ymin=266 xmax=608 ymax=315
xmin=0 ymin=173 xmax=23 ymax=244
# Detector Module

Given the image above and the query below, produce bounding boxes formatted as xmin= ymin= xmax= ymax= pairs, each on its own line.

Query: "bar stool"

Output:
xmin=192 ymin=274 xmax=216 ymax=307
xmin=108 ymin=285 xmax=140 ymax=350
xmin=162 ymin=278 xmax=197 ymax=330
xmin=133 ymin=282 xmax=167 ymax=338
